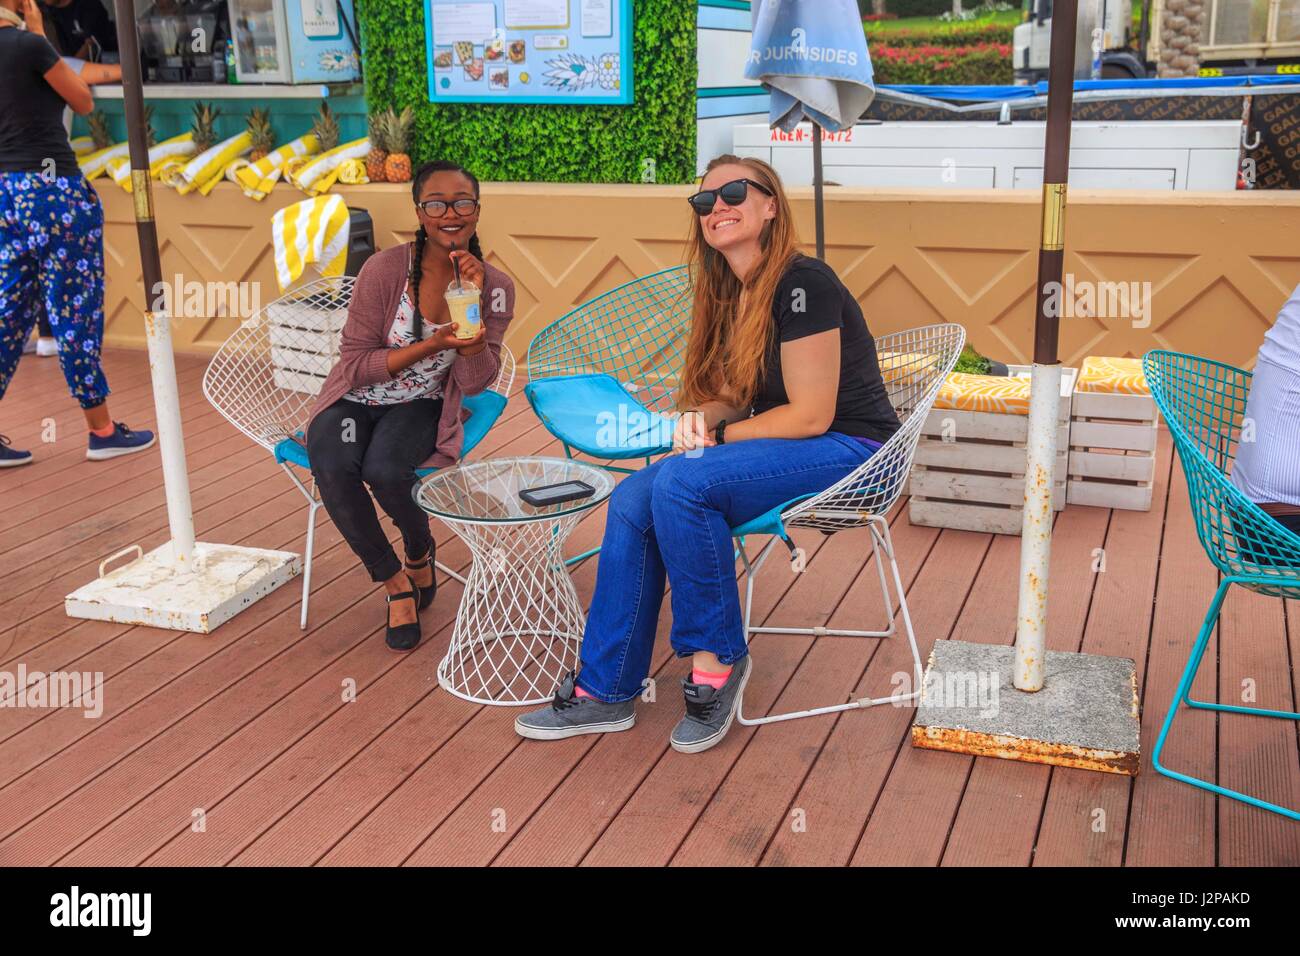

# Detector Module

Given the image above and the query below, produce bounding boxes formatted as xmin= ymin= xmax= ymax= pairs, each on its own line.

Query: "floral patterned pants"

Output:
xmin=0 ymin=173 xmax=109 ymax=409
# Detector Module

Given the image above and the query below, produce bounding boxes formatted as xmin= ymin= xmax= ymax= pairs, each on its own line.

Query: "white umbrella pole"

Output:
xmin=1013 ymin=0 xmax=1081 ymax=692
xmin=142 ymin=309 xmax=196 ymax=568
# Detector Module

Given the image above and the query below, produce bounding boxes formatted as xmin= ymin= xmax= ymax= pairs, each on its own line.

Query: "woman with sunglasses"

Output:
xmin=305 ymin=160 xmax=514 ymax=651
xmin=516 ymin=154 xmax=900 ymax=753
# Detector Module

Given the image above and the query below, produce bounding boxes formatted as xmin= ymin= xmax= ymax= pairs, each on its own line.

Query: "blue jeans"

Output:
xmin=575 ymin=433 xmax=877 ymax=703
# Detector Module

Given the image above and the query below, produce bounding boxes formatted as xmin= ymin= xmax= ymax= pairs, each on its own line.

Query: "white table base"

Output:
xmin=436 ymin=512 xmax=587 ymax=706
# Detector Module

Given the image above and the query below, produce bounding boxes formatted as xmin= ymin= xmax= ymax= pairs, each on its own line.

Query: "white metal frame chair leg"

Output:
xmin=736 ymin=515 xmax=924 ymax=726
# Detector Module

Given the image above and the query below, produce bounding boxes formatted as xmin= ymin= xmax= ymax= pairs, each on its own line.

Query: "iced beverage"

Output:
xmin=445 ymin=280 xmax=481 ymax=340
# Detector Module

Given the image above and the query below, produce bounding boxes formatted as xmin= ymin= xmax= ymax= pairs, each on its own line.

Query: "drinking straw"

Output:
xmin=452 ymin=245 xmax=463 ymax=290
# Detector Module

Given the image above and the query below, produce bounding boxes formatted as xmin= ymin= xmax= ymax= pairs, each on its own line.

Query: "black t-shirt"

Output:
xmin=751 ymin=255 xmax=901 ymax=444
xmin=45 ymin=0 xmax=118 ymax=56
xmin=0 ymin=28 xmax=80 ymax=177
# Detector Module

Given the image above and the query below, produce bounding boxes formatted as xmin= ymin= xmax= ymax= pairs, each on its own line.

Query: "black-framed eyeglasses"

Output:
xmin=687 ymin=178 xmax=773 ymax=216
xmin=416 ymin=198 xmax=480 ymax=217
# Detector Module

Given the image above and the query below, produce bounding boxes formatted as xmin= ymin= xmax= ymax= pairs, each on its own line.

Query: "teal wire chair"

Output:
xmin=525 ymin=266 xmax=692 ymax=474
xmin=1142 ymin=350 xmax=1300 ymax=820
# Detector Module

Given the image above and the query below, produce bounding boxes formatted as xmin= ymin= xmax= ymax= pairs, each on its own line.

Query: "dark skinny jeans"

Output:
xmin=306 ymin=397 xmax=441 ymax=583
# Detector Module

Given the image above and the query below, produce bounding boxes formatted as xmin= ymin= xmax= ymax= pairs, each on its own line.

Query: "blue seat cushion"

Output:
xmin=461 ymin=389 xmax=508 ymax=458
xmin=525 ymin=373 xmax=673 ymax=459
xmin=272 ymin=390 xmax=508 ymax=477
xmin=730 ymin=494 xmax=816 ymax=540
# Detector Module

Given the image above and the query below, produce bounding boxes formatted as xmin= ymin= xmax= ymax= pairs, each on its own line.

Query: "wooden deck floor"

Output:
xmin=2 ymin=348 xmax=1297 ymax=868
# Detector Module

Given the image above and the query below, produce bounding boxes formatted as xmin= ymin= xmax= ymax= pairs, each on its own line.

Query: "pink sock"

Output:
xmin=574 ymin=685 xmax=594 ymax=699
xmin=692 ymin=666 xmax=732 ymax=690
xmin=91 ymin=423 xmax=115 ymax=438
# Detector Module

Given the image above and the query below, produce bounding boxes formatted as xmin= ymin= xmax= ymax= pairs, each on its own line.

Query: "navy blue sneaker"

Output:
xmin=0 ymin=435 xmax=32 ymax=468
xmin=87 ymin=422 xmax=156 ymax=461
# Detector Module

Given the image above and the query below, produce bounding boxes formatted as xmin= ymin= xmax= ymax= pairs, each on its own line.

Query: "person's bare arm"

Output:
xmin=43 ymin=58 xmax=93 ymax=114
xmin=723 ymin=330 xmax=840 ymax=442
xmin=78 ymin=61 xmax=122 ymax=85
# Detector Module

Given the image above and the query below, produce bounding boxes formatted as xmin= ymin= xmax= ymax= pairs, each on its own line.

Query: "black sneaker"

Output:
xmin=515 ymin=672 xmax=636 ymax=740
xmin=670 ymin=655 xmax=751 ymax=754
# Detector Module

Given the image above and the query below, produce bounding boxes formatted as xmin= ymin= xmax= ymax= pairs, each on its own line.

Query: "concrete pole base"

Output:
xmin=65 ymin=541 xmax=300 ymax=634
xmin=911 ymin=639 xmax=1141 ymax=776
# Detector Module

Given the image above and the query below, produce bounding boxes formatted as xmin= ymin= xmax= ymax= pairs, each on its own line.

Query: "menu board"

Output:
xmin=424 ymin=0 xmax=632 ymax=105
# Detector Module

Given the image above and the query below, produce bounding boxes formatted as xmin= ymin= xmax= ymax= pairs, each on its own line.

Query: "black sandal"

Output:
xmin=385 ymin=587 xmax=422 ymax=652
xmin=405 ymin=553 xmax=437 ymax=611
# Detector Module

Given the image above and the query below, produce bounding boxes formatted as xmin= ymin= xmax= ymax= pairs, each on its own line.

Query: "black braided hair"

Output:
xmin=409 ymin=160 xmax=484 ymax=341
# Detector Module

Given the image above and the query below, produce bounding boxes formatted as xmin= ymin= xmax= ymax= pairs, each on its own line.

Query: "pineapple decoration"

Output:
xmin=143 ymin=105 xmax=157 ymax=148
xmin=365 ymin=112 xmax=388 ymax=183
xmin=312 ymin=102 xmax=340 ymax=154
xmin=87 ymin=110 xmax=114 ymax=150
xmin=380 ymin=107 xmax=414 ymax=184
xmin=246 ymin=108 xmax=275 ymax=162
xmin=190 ymin=102 xmax=221 ymax=154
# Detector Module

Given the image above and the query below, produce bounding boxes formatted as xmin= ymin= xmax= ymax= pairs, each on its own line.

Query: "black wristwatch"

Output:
xmin=714 ymin=419 xmax=728 ymax=445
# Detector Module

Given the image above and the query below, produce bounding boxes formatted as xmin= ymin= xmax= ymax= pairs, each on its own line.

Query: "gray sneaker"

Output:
xmin=670 ymin=655 xmax=752 ymax=754
xmin=514 ymin=672 xmax=636 ymax=741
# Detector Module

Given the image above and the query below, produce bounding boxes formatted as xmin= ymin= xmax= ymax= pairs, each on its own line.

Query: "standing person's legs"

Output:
xmin=37 ymin=175 xmax=154 ymax=459
xmin=40 ymin=176 xmax=110 ymax=417
xmin=0 ymin=174 xmax=42 ymax=403
xmin=0 ymin=174 xmax=43 ymax=465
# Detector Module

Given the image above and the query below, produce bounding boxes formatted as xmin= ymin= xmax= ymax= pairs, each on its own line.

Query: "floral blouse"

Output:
xmin=345 ymin=288 xmax=456 ymax=405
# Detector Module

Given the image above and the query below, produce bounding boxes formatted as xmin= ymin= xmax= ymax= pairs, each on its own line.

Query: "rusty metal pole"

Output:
xmin=113 ymin=0 xmax=196 ymax=567
xmin=1013 ymin=0 xmax=1078 ymax=692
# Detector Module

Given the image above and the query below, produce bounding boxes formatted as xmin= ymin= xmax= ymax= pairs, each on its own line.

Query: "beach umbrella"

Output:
xmin=746 ymin=0 xmax=874 ymax=259
xmin=64 ymin=0 xmax=297 ymax=633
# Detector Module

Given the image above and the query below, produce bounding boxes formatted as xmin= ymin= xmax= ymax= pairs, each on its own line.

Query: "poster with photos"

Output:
xmin=424 ymin=0 xmax=632 ymax=104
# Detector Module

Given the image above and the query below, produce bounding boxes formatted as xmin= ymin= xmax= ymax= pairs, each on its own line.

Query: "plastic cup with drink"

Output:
xmin=445 ymin=249 xmax=482 ymax=341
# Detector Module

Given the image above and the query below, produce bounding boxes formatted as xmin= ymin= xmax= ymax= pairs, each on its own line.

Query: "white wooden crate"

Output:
xmin=909 ymin=365 xmax=1077 ymax=535
xmin=1067 ymin=389 xmax=1159 ymax=512
xmin=267 ymin=301 xmax=346 ymax=397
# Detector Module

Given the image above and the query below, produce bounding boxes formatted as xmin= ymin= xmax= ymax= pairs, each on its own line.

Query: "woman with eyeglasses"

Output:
xmin=305 ymin=160 xmax=514 ymax=651
xmin=516 ymin=154 xmax=900 ymax=753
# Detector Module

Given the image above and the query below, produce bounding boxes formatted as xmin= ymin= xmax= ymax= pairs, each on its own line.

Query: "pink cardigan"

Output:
xmin=305 ymin=243 xmax=515 ymax=469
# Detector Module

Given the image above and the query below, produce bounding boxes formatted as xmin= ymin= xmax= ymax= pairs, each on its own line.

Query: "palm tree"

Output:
xmin=1157 ymin=0 xmax=1206 ymax=78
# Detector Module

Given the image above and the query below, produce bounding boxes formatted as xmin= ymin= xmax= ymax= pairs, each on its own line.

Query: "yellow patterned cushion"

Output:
xmin=933 ymin=372 xmax=1032 ymax=415
xmin=1077 ymin=356 xmax=1150 ymax=395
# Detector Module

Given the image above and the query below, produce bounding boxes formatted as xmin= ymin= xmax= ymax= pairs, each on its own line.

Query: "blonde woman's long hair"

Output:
xmin=678 ymin=154 xmax=800 ymax=411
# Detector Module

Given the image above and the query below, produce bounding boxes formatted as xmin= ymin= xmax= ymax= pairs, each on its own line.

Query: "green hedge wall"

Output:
xmin=356 ymin=0 xmax=697 ymax=184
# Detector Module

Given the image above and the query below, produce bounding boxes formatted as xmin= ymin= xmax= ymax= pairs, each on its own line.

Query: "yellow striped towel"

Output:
xmin=171 ymin=132 xmax=252 ymax=195
xmin=271 ymin=194 xmax=351 ymax=291
xmin=70 ymin=136 xmax=96 ymax=156
xmin=78 ymin=141 xmax=129 ymax=180
xmin=106 ymin=133 xmax=197 ymax=192
xmin=233 ymin=134 xmax=320 ymax=200
xmin=291 ymin=138 xmax=369 ymax=194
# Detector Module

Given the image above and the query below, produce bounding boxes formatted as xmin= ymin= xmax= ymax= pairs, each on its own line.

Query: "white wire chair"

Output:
xmin=733 ymin=322 xmax=966 ymax=726
xmin=202 ymin=275 xmax=517 ymax=628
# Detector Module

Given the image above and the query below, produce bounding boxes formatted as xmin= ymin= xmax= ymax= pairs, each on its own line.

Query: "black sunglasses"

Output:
xmin=687 ymin=178 xmax=773 ymax=216
xmin=416 ymin=198 xmax=480 ymax=217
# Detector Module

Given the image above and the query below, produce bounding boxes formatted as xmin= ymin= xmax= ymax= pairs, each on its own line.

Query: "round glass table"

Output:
xmin=414 ymin=456 xmax=614 ymax=706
